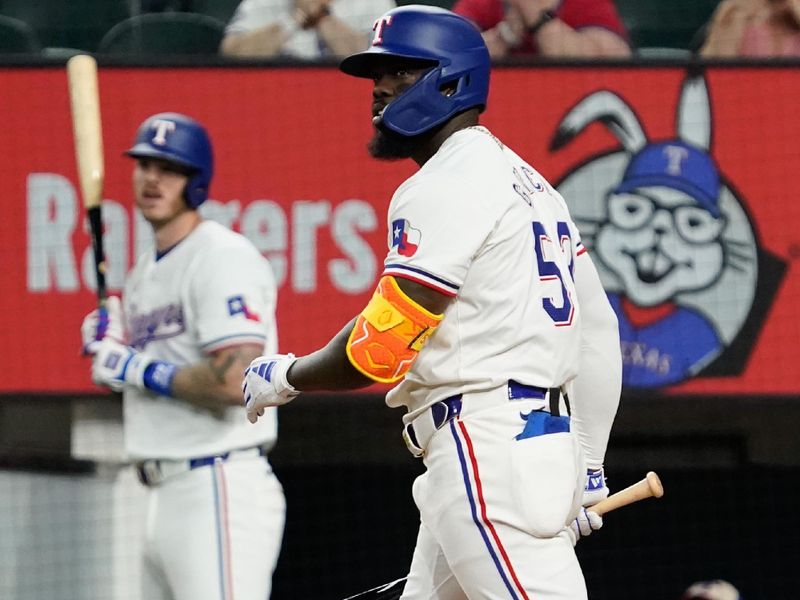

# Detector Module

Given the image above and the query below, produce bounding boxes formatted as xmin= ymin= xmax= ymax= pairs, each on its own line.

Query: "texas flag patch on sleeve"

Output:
xmin=227 ymin=295 xmax=261 ymax=322
xmin=391 ymin=219 xmax=421 ymax=257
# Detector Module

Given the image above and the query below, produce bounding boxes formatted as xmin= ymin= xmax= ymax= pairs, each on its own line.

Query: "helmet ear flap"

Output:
xmin=184 ymin=174 xmax=209 ymax=209
xmin=378 ymin=56 xmax=488 ymax=137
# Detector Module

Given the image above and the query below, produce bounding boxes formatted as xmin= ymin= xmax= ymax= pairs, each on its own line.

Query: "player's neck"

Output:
xmin=152 ymin=210 xmax=202 ymax=252
xmin=412 ymin=110 xmax=481 ymax=167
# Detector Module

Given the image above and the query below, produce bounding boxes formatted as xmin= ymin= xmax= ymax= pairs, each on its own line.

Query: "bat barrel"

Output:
xmin=67 ymin=53 xmax=106 ymax=306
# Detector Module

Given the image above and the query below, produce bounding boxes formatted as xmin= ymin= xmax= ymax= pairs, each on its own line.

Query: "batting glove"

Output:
xmin=243 ymin=354 xmax=299 ymax=423
xmin=568 ymin=467 xmax=609 ymax=546
xmin=81 ymin=296 xmax=125 ymax=353
xmin=88 ymin=338 xmax=177 ymax=396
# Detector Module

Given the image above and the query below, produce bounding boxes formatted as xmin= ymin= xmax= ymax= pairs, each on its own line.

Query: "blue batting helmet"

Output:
xmin=339 ymin=5 xmax=490 ymax=137
xmin=125 ymin=112 xmax=213 ymax=209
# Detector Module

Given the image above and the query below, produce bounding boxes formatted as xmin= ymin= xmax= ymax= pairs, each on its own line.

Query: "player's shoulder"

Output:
xmin=194 ymin=220 xmax=249 ymax=246
xmin=398 ymin=129 xmax=500 ymax=191
xmin=438 ymin=126 xmax=508 ymax=169
xmin=189 ymin=221 xmax=266 ymax=263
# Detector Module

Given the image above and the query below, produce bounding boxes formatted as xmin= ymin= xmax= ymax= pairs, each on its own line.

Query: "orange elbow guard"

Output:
xmin=346 ymin=276 xmax=443 ymax=383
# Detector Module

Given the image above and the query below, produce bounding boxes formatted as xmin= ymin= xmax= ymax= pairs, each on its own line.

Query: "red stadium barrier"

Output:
xmin=1 ymin=65 xmax=798 ymax=394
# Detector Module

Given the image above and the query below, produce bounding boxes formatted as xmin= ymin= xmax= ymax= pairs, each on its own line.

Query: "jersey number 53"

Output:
xmin=532 ymin=221 xmax=575 ymax=326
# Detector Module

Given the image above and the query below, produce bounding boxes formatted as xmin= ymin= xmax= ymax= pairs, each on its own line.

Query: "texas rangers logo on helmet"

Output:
xmin=150 ymin=119 xmax=177 ymax=146
xmin=551 ymin=74 xmax=785 ymax=389
xmin=371 ymin=15 xmax=393 ymax=45
xmin=391 ymin=219 xmax=421 ymax=257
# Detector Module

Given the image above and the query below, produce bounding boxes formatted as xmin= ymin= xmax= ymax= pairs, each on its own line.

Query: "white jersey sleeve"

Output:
xmin=186 ymin=243 xmax=277 ymax=355
xmin=383 ymin=175 xmax=495 ymax=297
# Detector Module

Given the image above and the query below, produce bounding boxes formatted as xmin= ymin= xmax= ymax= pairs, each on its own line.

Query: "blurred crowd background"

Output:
xmin=0 ymin=0 xmax=797 ymax=61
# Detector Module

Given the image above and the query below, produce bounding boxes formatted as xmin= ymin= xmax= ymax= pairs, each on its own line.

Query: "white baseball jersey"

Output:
xmin=224 ymin=0 xmax=395 ymax=59
xmin=122 ymin=220 xmax=278 ymax=460
xmin=384 ymin=126 xmax=586 ymax=418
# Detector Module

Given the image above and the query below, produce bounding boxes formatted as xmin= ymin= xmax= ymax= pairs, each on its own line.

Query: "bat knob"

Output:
xmin=646 ymin=471 xmax=664 ymax=498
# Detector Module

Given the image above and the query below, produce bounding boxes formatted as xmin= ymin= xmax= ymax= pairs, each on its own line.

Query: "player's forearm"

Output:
xmin=172 ymin=344 xmax=266 ymax=410
xmin=534 ymin=21 xmax=631 ymax=58
xmin=570 ymin=254 xmax=622 ymax=468
xmin=570 ymin=320 xmax=621 ymax=468
xmin=287 ymin=318 xmax=375 ymax=391
xmin=316 ymin=16 xmax=371 ymax=57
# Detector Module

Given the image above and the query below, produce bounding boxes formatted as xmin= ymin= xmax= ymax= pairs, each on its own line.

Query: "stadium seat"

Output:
xmin=135 ymin=0 xmax=192 ymax=12
xmin=183 ymin=0 xmax=242 ymax=25
xmin=98 ymin=12 xmax=226 ymax=55
xmin=614 ymin=0 xmax=720 ymax=50
xmin=635 ymin=47 xmax=694 ymax=60
xmin=0 ymin=0 xmax=130 ymax=52
xmin=0 ymin=15 xmax=40 ymax=53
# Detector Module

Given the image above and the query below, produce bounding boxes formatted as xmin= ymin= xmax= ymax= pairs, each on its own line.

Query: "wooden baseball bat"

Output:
xmin=590 ymin=470 xmax=664 ymax=516
xmin=67 ymin=54 xmax=107 ymax=306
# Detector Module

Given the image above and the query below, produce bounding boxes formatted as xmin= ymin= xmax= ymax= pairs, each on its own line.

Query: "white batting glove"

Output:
xmin=568 ymin=507 xmax=603 ymax=545
xmin=568 ymin=467 xmax=609 ymax=546
xmin=81 ymin=296 xmax=125 ymax=353
xmin=88 ymin=338 xmax=176 ymax=396
xmin=243 ymin=354 xmax=299 ymax=423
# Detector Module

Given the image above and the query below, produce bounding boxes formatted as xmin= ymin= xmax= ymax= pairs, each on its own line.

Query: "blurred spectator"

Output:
xmin=699 ymin=0 xmax=800 ymax=57
xmin=220 ymin=0 xmax=394 ymax=59
xmin=680 ymin=579 xmax=743 ymax=600
xmin=452 ymin=0 xmax=631 ymax=59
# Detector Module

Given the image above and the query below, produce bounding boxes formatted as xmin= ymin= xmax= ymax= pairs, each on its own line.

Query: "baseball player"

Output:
xmin=81 ymin=113 xmax=285 ymax=600
xmin=243 ymin=6 xmax=621 ymax=599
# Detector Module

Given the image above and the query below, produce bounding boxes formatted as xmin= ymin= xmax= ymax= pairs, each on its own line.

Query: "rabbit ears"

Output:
xmin=552 ymin=74 xmax=711 ymax=153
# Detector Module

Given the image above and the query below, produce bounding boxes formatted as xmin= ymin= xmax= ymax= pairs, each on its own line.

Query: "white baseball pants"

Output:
xmin=140 ymin=452 xmax=285 ymax=600
xmin=401 ymin=391 xmax=586 ymax=600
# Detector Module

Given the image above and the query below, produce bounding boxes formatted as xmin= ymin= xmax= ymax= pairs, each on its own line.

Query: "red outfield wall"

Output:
xmin=1 ymin=66 xmax=798 ymax=394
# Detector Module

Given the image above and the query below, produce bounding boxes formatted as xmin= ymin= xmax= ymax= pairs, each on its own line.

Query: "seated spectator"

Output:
xmin=220 ymin=0 xmax=394 ymax=59
xmin=699 ymin=0 xmax=800 ymax=57
xmin=452 ymin=0 xmax=631 ymax=59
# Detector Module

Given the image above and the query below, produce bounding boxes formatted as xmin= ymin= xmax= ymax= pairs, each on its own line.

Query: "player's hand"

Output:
xmin=506 ymin=0 xmax=557 ymax=25
xmin=787 ymin=0 xmax=800 ymax=24
xmin=567 ymin=467 xmax=609 ymax=545
xmin=568 ymin=507 xmax=603 ymax=545
xmin=87 ymin=338 xmax=161 ymax=393
xmin=294 ymin=0 xmax=330 ymax=28
xmin=242 ymin=354 xmax=299 ymax=423
xmin=81 ymin=296 xmax=125 ymax=354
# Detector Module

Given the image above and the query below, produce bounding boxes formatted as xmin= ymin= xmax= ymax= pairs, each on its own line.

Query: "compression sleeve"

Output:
xmin=569 ymin=251 xmax=622 ymax=469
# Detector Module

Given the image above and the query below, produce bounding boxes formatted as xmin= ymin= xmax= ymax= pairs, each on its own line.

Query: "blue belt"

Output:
xmin=431 ymin=381 xmax=555 ymax=429
xmin=136 ymin=446 xmax=267 ymax=487
xmin=403 ymin=381 xmax=565 ymax=458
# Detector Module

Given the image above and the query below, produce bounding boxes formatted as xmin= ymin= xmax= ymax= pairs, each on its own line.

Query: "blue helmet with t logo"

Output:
xmin=339 ymin=5 xmax=490 ymax=137
xmin=125 ymin=112 xmax=213 ymax=208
